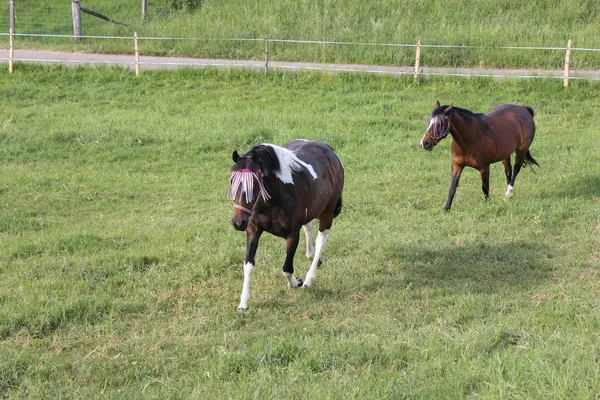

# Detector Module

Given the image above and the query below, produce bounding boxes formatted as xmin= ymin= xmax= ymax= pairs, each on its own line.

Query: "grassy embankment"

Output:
xmin=2 ymin=0 xmax=600 ymax=69
xmin=1 ymin=65 xmax=599 ymax=398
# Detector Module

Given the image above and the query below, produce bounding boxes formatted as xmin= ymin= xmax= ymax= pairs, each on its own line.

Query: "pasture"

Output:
xmin=1 ymin=65 xmax=599 ymax=398
xmin=4 ymin=0 xmax=600 ymax=69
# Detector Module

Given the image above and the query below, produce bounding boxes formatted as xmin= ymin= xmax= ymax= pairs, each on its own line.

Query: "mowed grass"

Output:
xmin=1 ymin=65 xmax=599 ymax=398
xmin=3 ymin=0 xmax=600 ymax=69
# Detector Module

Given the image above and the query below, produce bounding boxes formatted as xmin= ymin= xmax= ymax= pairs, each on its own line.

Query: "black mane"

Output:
xmin=249 ymin=145 xmax=280 ymax=176
xmin=437 ymin=105 xmax=481 ymax=118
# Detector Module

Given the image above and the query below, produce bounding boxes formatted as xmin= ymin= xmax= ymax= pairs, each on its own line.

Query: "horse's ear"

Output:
xmin=251 ymin=150 xmax=260 ymax=165
xmin=232 ymin=151 xmax=240 ymax=162
xmin=443 ymin=104 xmax=453 ymax=114
xmin=435 ymin=100 xmax=441 ymax=109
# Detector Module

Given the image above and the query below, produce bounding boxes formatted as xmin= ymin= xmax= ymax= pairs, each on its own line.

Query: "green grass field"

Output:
xmin=1 ymin=65 xmax=600 ymax=398
xmin=3 ymin=0 xmax=600 ymax=69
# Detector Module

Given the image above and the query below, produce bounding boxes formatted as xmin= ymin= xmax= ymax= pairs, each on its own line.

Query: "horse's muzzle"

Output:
xmin=232 ymin=218 xmax=248 ymax=231
xmin=420 ymin=139 xmax=435 ymax=151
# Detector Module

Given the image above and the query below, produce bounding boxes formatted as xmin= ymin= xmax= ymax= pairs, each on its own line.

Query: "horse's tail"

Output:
xmin=523 ymin=151 xmax=540 ymax=170
xmin=525 ymin=106 xmax=534 ymax=118
xmin=333 ymin=195 xmax=342 ymax=219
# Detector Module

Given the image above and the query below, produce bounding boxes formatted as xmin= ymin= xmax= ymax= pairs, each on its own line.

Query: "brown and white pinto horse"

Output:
xmin=420 ymin=101 xmax=539 ymax=211
xmin=229 ymin=140 xmax=344 ymax=311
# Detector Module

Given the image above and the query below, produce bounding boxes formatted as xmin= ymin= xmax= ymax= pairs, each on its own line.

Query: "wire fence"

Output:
xmin=3 ymin=1 xmax=600 ymax=83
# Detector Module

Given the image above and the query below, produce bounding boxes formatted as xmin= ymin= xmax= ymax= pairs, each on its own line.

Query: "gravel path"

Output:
xmin=2 ymin=49 xmax=600 ymax=81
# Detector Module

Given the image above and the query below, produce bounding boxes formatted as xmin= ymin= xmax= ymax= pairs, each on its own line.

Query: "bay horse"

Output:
xmin=420 ymin=101 xmax=539 ymax=211
xmin=229 ymin=140 xmax=344 ymax=311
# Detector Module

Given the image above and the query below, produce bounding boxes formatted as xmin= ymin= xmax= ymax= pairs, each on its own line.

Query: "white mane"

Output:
xmin=263 ymin=143 xmax=317 ymax=184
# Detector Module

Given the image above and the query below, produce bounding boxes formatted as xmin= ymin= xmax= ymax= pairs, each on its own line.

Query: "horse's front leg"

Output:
xmin=283 ymin=230 xmax=303 ymax=288
xmin=445 ymin=163 xmax=464 ymax=211
xmin=502 ymin=158 xmax=513 ymax=187
xmin=237 ymin=227 xmax=263 ymax=312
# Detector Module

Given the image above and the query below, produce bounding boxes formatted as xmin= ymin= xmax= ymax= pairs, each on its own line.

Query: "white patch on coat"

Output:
xmin=303 ymin=229 xmax=329 ymax=288
xmin=263 ymin=144 xmax=318 ymax=184
xmin=303 ymin=221 xmax=314 ymax=260
xmin=283 ymin=272 xmax=301 ymax=288
xmin=238 ymin=262 xmax=254 ymax=310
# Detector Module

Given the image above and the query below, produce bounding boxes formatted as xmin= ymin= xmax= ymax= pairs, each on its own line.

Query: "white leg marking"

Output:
xmin=304 ymin=229 xmax=329 ymax=288
xmin=505 ymin=184 xmax=514 ymax=198
xmin=303 ymin=221 xmax=315 ymax=260
xmin=283 ymin=272 xmax=302 ymax=288
xmin=237 ymin=262 xmax=254 ymax=311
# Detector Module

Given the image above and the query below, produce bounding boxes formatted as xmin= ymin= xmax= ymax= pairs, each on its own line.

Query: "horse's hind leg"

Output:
xmin=502 ymin=158 xmax=513 ymax=197
xmin=304 ymin=215 xmax=334 ymax=287
xmin=302 ymin=221 xmax=315 ymax=260
xmin=507 ymin=150 xmax=526 ymax=198
xmin=303 ymin=229 xmax=329 ymax=288
xmin=283 ymin=231 xmax=303 ymax=288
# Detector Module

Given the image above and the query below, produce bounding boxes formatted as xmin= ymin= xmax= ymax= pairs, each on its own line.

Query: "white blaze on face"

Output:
xmin=421 ymin=116 xmax=439 ymax=148
xmin=426 ymin=116 xmax=438 ymax=133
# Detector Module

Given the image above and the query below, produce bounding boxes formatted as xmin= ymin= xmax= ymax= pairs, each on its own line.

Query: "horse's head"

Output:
xmin=420 ymin=101 xmax=453 ymax=151
xmin=229 ymin=149 xmax=271 ymax=231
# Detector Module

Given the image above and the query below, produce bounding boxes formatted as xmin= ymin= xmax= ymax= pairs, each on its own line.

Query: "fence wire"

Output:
xmin=3 ymin=2 xmax=600 ymax=79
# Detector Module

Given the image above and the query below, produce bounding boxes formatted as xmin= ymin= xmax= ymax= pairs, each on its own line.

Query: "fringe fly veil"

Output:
xmin=228 ymin=169 xmax=271 ymax=203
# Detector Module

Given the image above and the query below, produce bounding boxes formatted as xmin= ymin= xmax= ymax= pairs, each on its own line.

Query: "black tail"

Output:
xmin=523 ymin=151 xmax=539 ymax=170
xmin=333 ymin=196 xmax=342 ymax=218
xmin=525 ymin=106 xmax=535 ymax=118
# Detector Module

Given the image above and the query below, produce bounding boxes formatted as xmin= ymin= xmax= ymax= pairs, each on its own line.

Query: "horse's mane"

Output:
xmin=249 ymin=145 xmax=281 ymax=176
xmin=443 ymin=105 xmax=481 ymax=119
xmin=256 ymin=143 xmax=317 ymax=184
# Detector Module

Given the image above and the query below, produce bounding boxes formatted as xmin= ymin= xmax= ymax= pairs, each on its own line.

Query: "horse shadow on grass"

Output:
xmin=535 ymin=175 xmax=600 ymax=200
xmin=255 ymin=241 xmax=555 ymax=312
xmin=363 ymin=241 xmax=555 ymax=295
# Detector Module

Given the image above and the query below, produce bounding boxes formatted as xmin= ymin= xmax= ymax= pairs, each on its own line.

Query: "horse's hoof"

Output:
xmin=296 ymin=277 xmax=303 ymax=287
xmin=505 ymin=185 xmax=514 ymax=198
xmin=236 ymin=306 xmax=249 ymax=312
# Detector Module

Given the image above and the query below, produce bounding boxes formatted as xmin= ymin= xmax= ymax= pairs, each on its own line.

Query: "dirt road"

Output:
xmin=2 ymin=49 xmax=600 ymax=81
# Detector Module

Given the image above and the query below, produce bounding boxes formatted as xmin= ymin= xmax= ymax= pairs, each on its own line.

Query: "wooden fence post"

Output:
xmin=72 ymin=0 xmax=82 ymax=43
xmin=9 ymin=28 xmax=14 ymax=73
xmin=563 ymin=39 xmax=572 ymax=87
xmin=9 ymin=0 xmax=15 ymax=34
xmin=414 ymin=38 xmax=421 ymax=82
xmin=265 ymin=37 xmax=269 ymax=77
xmin=134 ymin=32 xmax=140 ymax=76
xmin=142 ymin=0 xmax=148 ymax=19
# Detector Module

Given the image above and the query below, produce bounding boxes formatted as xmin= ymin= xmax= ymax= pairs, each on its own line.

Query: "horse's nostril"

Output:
xmin=232 ymin=219 xmax=248 ymax=231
